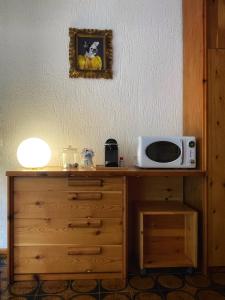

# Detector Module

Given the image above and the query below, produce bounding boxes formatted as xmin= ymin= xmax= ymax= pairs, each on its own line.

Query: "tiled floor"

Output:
xmin=1 ymin=256 xmax=225 ymax=299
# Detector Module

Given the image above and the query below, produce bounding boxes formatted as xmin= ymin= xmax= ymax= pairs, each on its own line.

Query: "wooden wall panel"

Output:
xmin=184 ymin=176 xmax=207 ymax=271
xmin=208 ymin=50 xmax=225 ymax=266
xmin=128 ymin=177 xmax=183 ymax=202
xmin=207 ymin=0 xmax=225 ymax=49
xmin=183 ymin=0 xmax=207 ymax=170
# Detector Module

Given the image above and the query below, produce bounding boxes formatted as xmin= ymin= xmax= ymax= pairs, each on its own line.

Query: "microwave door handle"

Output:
xmin=180 ymin=140 xmax=184 ymax=165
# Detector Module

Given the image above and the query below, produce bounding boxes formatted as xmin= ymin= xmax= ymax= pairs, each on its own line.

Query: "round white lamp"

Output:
xmin=17 ymin=137 xmax=51 ymax=168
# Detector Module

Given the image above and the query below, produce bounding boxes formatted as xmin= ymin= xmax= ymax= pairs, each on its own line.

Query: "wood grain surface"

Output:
xmin=14 ymin=245 xmax=122 ymax=274
xmin=208 ymin=49 xmax=225 ymax=266
xmin=14 ymin=218 xmax=123 ymax=245
xmin=14 ymin=191 xmax=122 ymax=218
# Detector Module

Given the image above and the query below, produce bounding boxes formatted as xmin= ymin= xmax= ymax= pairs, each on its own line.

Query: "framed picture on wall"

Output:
xmin=69 ymin=28 xmax=113 ymax=79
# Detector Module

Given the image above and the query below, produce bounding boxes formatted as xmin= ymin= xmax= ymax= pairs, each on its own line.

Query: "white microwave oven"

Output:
xmin=137 ymin=136 xmax=196 ymax=168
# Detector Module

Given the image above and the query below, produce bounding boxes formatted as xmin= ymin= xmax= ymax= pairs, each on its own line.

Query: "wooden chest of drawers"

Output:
xmin=8 ymin=175 xmax=127 ymax=281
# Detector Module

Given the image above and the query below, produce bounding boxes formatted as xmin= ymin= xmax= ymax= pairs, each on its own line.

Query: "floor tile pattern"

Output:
xmin=1 ymin=256 xmax=225 ymax=299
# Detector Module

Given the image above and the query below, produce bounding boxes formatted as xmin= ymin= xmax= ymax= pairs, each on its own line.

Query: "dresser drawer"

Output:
xmin=14 ymin=177 xmax=124 ymax=192
xmin=14 ymin=191 xmax=123 ymax=218
xmin=14 ymin=218 xmax=123 ymax=245
xmin=14 ymin=245 xmax=122 ymax=274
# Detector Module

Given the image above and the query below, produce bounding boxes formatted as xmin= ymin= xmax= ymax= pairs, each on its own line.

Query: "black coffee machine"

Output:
xmin=105 ymin=138 xmax=118 ymax=167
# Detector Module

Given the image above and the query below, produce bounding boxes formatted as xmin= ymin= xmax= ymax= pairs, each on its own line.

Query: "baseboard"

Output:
xmin=0 ymin=248 xmax=8 ymax=255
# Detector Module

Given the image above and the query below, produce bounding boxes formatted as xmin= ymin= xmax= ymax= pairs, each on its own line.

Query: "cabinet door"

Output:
xmin=208 ymin=50 xmax=225 ymax=266
xmin=207 ymin=0 xmax=225 ymax=49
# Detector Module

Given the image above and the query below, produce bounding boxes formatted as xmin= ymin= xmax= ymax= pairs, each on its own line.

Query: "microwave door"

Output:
xmin=145 ymin=140 xmax=183 ymax=166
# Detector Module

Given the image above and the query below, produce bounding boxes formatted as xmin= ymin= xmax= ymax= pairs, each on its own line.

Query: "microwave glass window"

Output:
xmin=145 ymin=141 xmax=181 ymax=163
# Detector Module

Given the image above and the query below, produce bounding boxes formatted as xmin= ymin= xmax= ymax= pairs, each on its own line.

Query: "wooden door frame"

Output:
xmin=183 ymin=0 xmax=208 ymax=273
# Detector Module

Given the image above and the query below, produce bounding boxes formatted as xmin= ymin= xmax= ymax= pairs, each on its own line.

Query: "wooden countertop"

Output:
xmin=6 ymin=166 xmax=206 ymax=177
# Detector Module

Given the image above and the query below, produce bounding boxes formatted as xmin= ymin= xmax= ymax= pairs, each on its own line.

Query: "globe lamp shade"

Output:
xmin=17 ymin=138 xmax=51 ymax=168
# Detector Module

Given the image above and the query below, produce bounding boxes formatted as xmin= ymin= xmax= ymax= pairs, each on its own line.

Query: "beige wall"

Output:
xmin=0 ymin=0 xmax=182 ymax=247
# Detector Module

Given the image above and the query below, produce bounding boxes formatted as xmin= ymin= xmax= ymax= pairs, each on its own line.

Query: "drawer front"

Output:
xmin=14 ymin=191 xmax=123 ymax=218
xmin=14 ymin=177 xmax=124 ymax=192
xmin=14 ymin=245 xmax=122 ymax=274
xmin=14 ymin=218 xmax=123 ymax=245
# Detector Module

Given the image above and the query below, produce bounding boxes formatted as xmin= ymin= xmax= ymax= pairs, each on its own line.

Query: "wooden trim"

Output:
xmin=6 ymin=168 xmax=206 ymax=177
xmin=14 ymin=272 xmax=123 ymax=281
xmin=202 ymin=174 xmax=208 ymax=274
xmin=122 ymin=176 xmax=128 ymax=280
xmin=203 ymin=0 xmax=208 ymax=173
xmin=183 ymin=0 xmax=207 ymax=171
xmin=139 ymin=212 xmax=144 ymax=270
xmin=202 ymin=0 xmax=208 ymax=275
xmin=183 ymin=0 xmax=208 ymax=274
xmin=7 ymin=176 xmax=14 ymax=283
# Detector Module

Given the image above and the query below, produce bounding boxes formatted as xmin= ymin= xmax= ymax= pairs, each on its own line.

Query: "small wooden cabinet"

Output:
xmin=8 ymin=173 xmax=127 ymax=281
xmin=138 ymin=202 xmax=198 ymax=270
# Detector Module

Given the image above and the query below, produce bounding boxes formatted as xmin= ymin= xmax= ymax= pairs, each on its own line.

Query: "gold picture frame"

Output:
xmin=69 ymin=28 xmax=113 ymax=79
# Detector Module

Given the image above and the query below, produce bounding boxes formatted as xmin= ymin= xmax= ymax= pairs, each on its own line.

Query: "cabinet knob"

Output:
xmin=68 ymin=178 xmax=103 ymax=186
xmin=68 ymin=247 xmax=101 ymax=255
xmin=69 ymin=193 xmax=78 ymax=200
xmin=68 ymin=192 xmax=102 ymax=201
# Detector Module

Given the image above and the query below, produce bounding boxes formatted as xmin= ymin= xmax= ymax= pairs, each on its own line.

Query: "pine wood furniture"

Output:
xmin=138 ymin=201 xmax=198 ymax=270
xmin=7 ymin=172 xmax=127 ymax=282
xmin=7 ymin=168 xmax=204 ymax=282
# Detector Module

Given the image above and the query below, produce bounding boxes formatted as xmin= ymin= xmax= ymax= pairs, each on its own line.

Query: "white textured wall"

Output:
xmin=0 ymin=0 xmax=182 ymax=248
